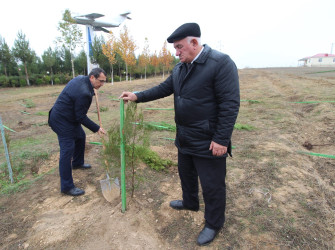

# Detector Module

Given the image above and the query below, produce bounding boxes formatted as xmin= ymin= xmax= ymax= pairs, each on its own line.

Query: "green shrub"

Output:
xmin=23 ymin=99 xmax=36 ymax=108
xmin=35 ymin=78 xmax=44 ymax=85
xmin=113 ymin=75 xmax=121 ymax=82
xmin=0 ymin=75 xmax=9 ymax=87
xmin=19 ymin=78 xmax=26 ymax=87
xmin=29 ymin=75 xmax=37 ymax=85
xmin=137 ymin=146 xmax=175 ymax=171
xmin=44 ymin=75 xmax=51 ymax=83
xmin=9 ymin=76 xmax=18 ymax=87
xmin=54 ymin=77 xmax=61 ymax=84
xmin=56 ymin=74 xmax=72 ymax=84
xmin=234 ymin=123 xmax=255 ymax=131
xmin=100 ymin=106 xmax=108 ymax=112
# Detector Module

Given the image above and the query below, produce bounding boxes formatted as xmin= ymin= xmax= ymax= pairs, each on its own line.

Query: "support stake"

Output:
xmin=120 ymin=99 xmax=126 ymax=212
xmin=0 ymin=115 xmax=14 ymax=183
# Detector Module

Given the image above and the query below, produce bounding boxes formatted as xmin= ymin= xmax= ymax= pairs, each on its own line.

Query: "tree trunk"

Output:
xmin=145 ymin=65 xmax=147 ymax=81
xmin=71 ymin=56 xmax=75 ymax=78
xmin=111 ymin=68 xmax=114 ymax=85
xmin=50 ymin=67 xmax=54 ymax=85
xmin=4 ymin=66 xmax=9 ymax=84
xmin=126 ymin=64 xmax=128 ymax=81
xmin=24 ymin=62 xmax=30 ymax=86
xmin=118 ymin=63 xmax=121 ymax=82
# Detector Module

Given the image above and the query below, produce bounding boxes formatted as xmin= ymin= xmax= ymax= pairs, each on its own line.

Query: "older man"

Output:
xmin=49 ymin=68 xmax=107 ymax=196
xmin=120 ymin=23 xmax=240 ymax=246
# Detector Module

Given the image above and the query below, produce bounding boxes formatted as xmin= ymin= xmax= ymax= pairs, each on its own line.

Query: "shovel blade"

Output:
xmin=100 ymin=177 xmax=120 ymax=203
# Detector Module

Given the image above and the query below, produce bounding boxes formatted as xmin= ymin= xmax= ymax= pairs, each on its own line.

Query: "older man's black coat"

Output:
xmin=136 ymin=45 xmax=240 ymax=159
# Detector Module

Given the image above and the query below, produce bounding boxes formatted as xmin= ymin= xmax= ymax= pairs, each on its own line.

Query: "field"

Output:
xmin=0 ymin=67 xmax=334 ymax=249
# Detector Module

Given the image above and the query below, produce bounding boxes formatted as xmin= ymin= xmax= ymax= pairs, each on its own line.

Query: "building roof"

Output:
xmin=311 ymin=53 xmax=335 ymax=58
xmin=299 ymin=53 xmax=335 ymax=61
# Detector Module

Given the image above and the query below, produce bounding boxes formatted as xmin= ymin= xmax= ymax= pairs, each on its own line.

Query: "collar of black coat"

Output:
xmin=85 ymin=75 xmax=95 ymax=96
xmin=193 ymin=44 xmax=211 ymax=64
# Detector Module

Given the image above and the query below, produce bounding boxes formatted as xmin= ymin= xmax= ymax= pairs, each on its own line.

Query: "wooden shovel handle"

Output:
xmin=94 ymin=89 xmax=102 ymax=127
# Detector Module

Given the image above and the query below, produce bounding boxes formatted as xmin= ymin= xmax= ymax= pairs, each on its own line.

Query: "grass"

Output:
xmin=306 ymin=69 xmax=335 ymax=74
xmin=241 ymin=99 xmax=262 ymax=104
xmin=0 ymin=150 xmax=52 ymax=190
xmin=100 ymin=106 xmax=108 ymax=112
xmin=9 ymin=136 xmax=43 ymax=150
xmin=0 ymin=116 xmax=56 ymax=193
xmin=143 ymin=121 xmax=176 ymax=132
xmin=234 ymin=123 xmax=255 ymax=131
xmin=22 ymin=99 xmax=36 ymax=108
xmin=0 ymin=168 xmax=55 ymax=194
xmin=35 ymin=111 xmax=48 ymax=116
xmin=137 ymin=146 xmax=176 ymax=171
xmin=33 ymin=122 xmax=48 ymax=127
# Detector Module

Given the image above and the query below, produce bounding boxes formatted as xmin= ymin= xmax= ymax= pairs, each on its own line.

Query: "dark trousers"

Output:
xmin=57 ymin=126 xmax=86 ymax=192
xmin=178 ymin=151 xmax=227 ymax=230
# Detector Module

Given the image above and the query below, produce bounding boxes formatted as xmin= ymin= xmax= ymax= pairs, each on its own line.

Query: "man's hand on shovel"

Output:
xmin=98 ymin=127 xmax=106 ymax=137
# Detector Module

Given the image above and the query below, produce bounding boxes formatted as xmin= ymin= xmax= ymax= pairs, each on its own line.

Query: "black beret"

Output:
xmin=167 ymin=23 xmax=201 ymax=43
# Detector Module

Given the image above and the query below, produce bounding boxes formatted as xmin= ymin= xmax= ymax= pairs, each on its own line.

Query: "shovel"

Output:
xmin=100 ymin=173 xmax=120 ymax=203
xmin=94 ymin=89 xmax=120 ymax=203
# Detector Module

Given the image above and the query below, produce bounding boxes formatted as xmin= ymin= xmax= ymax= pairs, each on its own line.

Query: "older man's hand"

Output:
xmin=119 ymin=92 xmax=138 ymax=103
xmin=209 ymin=141 xmax=227 ymax=157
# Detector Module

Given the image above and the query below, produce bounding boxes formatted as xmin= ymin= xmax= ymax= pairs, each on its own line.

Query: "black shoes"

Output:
xmin=72 ymin=163 xmax=91 ymax=169
xmin=197 ymin=226 xmax=220 ymax=246
xmin=170 ymin=200 xmax=220 ymax=246
xmin=62 ymin=187 xmax=85 ymax=196
xmin=169 ymin=200 xmax=199 ymax=211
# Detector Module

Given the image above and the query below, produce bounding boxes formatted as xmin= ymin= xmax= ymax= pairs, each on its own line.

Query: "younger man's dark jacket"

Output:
xmin=48 ymin=75 xmax=99 ymax=136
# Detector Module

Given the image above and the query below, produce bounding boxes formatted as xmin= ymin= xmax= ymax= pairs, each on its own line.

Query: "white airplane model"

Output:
xmin=73 ymin=12 xmax=131 ymax=33
xmin=72 ymin=11 xmax=131 ymax=73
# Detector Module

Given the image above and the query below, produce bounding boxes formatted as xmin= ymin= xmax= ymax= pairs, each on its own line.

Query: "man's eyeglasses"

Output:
xmin=96 ymin=78 xmax=106 ymax=83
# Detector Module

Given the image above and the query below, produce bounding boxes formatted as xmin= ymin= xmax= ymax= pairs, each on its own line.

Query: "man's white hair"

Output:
xmin=187 ymin=36 xmax=201 ymax=45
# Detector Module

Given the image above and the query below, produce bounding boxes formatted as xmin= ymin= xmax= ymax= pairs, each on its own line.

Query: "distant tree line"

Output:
xmin=0 ymin=9 xmax=178 ymax=87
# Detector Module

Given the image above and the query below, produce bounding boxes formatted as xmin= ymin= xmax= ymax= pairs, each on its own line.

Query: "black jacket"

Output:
xmin=136 ymin=45 xmax=240 ymax=158
xmin=48 ymin=75 xmax=100 ymax=136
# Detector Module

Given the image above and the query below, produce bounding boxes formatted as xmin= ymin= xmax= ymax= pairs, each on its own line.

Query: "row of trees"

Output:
xmin=0 ymin=9 xmax=178 ymax=87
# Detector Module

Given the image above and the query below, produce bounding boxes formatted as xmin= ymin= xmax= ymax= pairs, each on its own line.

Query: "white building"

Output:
xmin=298 ymin=53 xmax=335 ymax=67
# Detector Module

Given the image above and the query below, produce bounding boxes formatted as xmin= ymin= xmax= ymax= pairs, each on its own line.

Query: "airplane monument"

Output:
xmin=73 ymin=12 xmax=131 ymax=73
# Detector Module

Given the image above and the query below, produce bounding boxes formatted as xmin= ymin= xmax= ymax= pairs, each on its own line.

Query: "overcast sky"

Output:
xmin=0 ymin=0 xmax=334 ymax=69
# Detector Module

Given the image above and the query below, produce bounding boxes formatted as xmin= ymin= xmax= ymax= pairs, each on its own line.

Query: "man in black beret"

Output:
xmin=120 ymin=23 xmax=240 ymax=246
xmin=167 ymin=22 xmax=201 ymax=43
